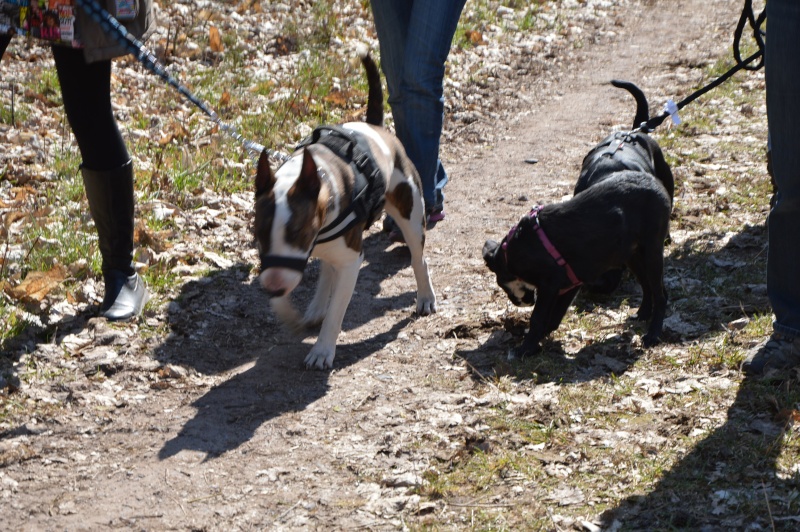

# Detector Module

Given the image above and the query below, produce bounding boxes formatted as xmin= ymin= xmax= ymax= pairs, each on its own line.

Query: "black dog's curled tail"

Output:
xmin=357 ymin=44 xmax=384 ymax=127
xmin=611 ymin=79 xmax=650 ymax=131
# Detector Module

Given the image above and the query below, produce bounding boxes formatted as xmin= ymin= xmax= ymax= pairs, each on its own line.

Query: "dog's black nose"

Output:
xmin=483 ymin=239 xmax=500 ymax=263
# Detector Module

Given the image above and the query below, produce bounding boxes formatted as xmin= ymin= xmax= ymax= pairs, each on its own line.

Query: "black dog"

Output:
xmin=574 ymin=80 xmax=674 ymax=294
xmin=483 ymin=171 xmax=672 ymax=359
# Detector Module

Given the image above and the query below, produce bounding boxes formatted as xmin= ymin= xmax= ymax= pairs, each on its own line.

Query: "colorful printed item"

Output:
xmin=1 ymin=1 xmax=81 ymax=47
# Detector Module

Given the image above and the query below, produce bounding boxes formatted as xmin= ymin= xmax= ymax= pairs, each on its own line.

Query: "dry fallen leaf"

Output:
xmin=158 ymin=122 xmax=191 ymax=145
xmin=775 ymin=409 xmax=800 ymax=425
xmin=209 ymin=26 xmax=224 ymax=53
xmin=7 ymin=264 xmax=68 ymax=304
xmin=323 ymin=91 xmax=350 ymax=107
xmin=3 ymin=210 xmax=27 ymax=228
xmin=464 ymin=29 xmax=486 ymax=45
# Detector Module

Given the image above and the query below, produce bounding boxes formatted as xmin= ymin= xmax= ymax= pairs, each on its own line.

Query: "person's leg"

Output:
xmin=371 ymin=0 xmax=466 ymax=216
xmin=764 ymin=0 xmax=800 ymax=338
xmin=397 ymin=0 xmax=466 ymax=216
xmin=742 ymin=0 xmax=800 ymax=374
xmin=370 ymin=0 xmax=411 ymax=239
xmin=1 ymin=34 xmax=11 ymax=59
xmin=369 ymin=0 xmax=411 ymax=114
xmin=52 ymin=46 xmax=147 ymax=320
xmin=51 ymin=46 xmax=129 ymax=170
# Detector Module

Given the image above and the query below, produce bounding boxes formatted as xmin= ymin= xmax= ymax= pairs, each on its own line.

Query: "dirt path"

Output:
xmin=3 ymin=1 xmax=750 ymax=529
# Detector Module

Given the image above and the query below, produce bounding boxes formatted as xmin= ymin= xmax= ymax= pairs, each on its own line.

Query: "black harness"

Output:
xmin=304 ymin=126 xmax=386 ymax=243
xmin=259 ymin=126 xmax=386 ymax=273
xmin=598 ymin=131 xmax=653 ymax=173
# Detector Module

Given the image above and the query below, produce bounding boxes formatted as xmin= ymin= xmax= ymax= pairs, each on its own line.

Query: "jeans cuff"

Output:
xmin=773 ymin=321 xmax=800 ymax=339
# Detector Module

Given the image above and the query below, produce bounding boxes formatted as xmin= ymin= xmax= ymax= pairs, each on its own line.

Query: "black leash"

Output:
xmin=640 ymin=0 xmax=766 ymax=133
xmin=74 ymin=0 xmax=289 ymax=163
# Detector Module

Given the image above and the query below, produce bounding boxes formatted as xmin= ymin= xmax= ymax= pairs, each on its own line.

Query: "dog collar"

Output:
xmin=260 ymin=253 xmax=309 ymax=273
xmin=503 ymin=205 xmax=583 ymax=295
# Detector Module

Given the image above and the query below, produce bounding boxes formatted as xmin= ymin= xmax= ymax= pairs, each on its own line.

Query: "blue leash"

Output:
xmin=74 ymin=0 xmax=288 ymax=162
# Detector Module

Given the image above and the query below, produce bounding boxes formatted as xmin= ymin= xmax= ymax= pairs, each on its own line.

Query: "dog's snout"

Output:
xmin=259 ymin=268 xmax=302 ymax=298
xmin=482 ymin=239 xmax=500 ymax=261
xmin=260 ymin=273 xmax=288 ymax=297
xmin=264 ymin=287 xmax=287 ymax=298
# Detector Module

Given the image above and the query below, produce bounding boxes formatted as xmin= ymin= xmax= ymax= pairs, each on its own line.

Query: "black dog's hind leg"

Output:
xmin=629 ymin=252 xmax=654 ymax=321
xmin=628 ymin=247 xmax=667 ymax=347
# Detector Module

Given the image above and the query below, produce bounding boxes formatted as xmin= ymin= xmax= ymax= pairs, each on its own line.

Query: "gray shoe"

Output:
xmin=101 ymin=269 xmax=149 ymax=321
xmin=741 ymin=333 xmax=800 ymax=376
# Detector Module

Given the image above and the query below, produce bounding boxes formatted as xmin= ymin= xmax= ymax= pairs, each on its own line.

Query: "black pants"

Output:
xmin=1 ymin=35 xmax=129 ymax=171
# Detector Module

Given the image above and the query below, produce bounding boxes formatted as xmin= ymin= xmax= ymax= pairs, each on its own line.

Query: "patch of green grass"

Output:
xmin=491 ymin=412 xmax=561 ymax=446
xmin=14 ymin=211 xmax=95 ymax=276
xmin=0 ymin=303 xmax=30 ymax=352
xmin=141 ymin=262 xmax=184 ymax=296
xmin=33 ymin=67 xmax=61 ymax=104
xmin=419 ymin=468 xmax=455 ymax=500
xmin=455 ymin=0 xmax=559 ymax=50
xmin=519 ymin=3 xmax=550 ymax=32
xmin=0 ymin=96 xmax=29 ymax=125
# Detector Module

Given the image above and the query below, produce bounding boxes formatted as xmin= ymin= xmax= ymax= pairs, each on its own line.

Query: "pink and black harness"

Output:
xmin=502 ymin=205 xmax=583 ymax=295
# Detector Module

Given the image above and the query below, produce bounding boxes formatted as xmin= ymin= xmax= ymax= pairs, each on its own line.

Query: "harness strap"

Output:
xmin=502 ymin=206 xmax=582 ymax=296
xmin=299 ymin=126 xmax=384 ymax=244
xmin=529 ymin=206 xmax=582 ymax=295
xmin=599 ymin=132 xmax=652 ymax=172
xmin=602 ymin=137 xmax=626 ymax=157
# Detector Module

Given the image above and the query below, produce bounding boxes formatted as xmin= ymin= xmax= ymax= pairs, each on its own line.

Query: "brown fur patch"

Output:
xmin=344 ymin=221 xmax=366 ymax=252
xmin=286 ymin=182 xmax=327 ymax=251
xmin=254 ymin=193 xmax=275 ymax=254
xmin=386 ymin=181 xmax=414 ymax=221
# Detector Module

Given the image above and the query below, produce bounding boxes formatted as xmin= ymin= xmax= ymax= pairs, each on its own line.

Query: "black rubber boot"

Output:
xmin=81 ymin=161 xmax=148 ymax=321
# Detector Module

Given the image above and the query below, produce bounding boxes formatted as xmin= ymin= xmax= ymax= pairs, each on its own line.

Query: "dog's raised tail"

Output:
xmin=357 ymin=44 xmax=384 ymax=126
xmin=611 ymin=79 xmax=649 ymax=131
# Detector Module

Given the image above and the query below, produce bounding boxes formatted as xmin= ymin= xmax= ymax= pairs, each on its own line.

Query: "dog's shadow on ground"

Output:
xmin=153 ymin=229 xmax=422 ymax=460
xmin=457 ymin=221 xmax=770 ymax=385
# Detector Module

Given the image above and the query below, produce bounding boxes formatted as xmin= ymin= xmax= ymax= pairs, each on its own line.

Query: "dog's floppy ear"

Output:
xmin=255 ymin=149 xmax=275 ymax=197
xmin=293 ymin=148 xmax=322 ymax=199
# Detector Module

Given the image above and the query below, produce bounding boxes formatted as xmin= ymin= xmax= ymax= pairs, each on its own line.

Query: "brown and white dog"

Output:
xmin=253 ymin=49 xmax=436 ymax=369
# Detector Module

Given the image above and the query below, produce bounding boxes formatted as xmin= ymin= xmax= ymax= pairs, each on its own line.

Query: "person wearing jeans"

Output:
xmin=1 ymin=0 xmax=154 ymax=320
xmin=370 ymin=0 xmax=467 ymax=234
xmin=742 ymin=0 xmax=800 ymax=375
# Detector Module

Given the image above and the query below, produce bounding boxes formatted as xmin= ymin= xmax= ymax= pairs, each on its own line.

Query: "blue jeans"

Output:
xmin=766 ymin=0 xmax=800 ymax=337
xmin=370 ymin=0 xmax=467 ymax=213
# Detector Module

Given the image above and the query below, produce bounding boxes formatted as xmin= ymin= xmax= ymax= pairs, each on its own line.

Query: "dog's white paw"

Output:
xmin=305 ymin=344 xmax=336 ymax=370
xmin=416 ymin=296 xmax=437 ymax=316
